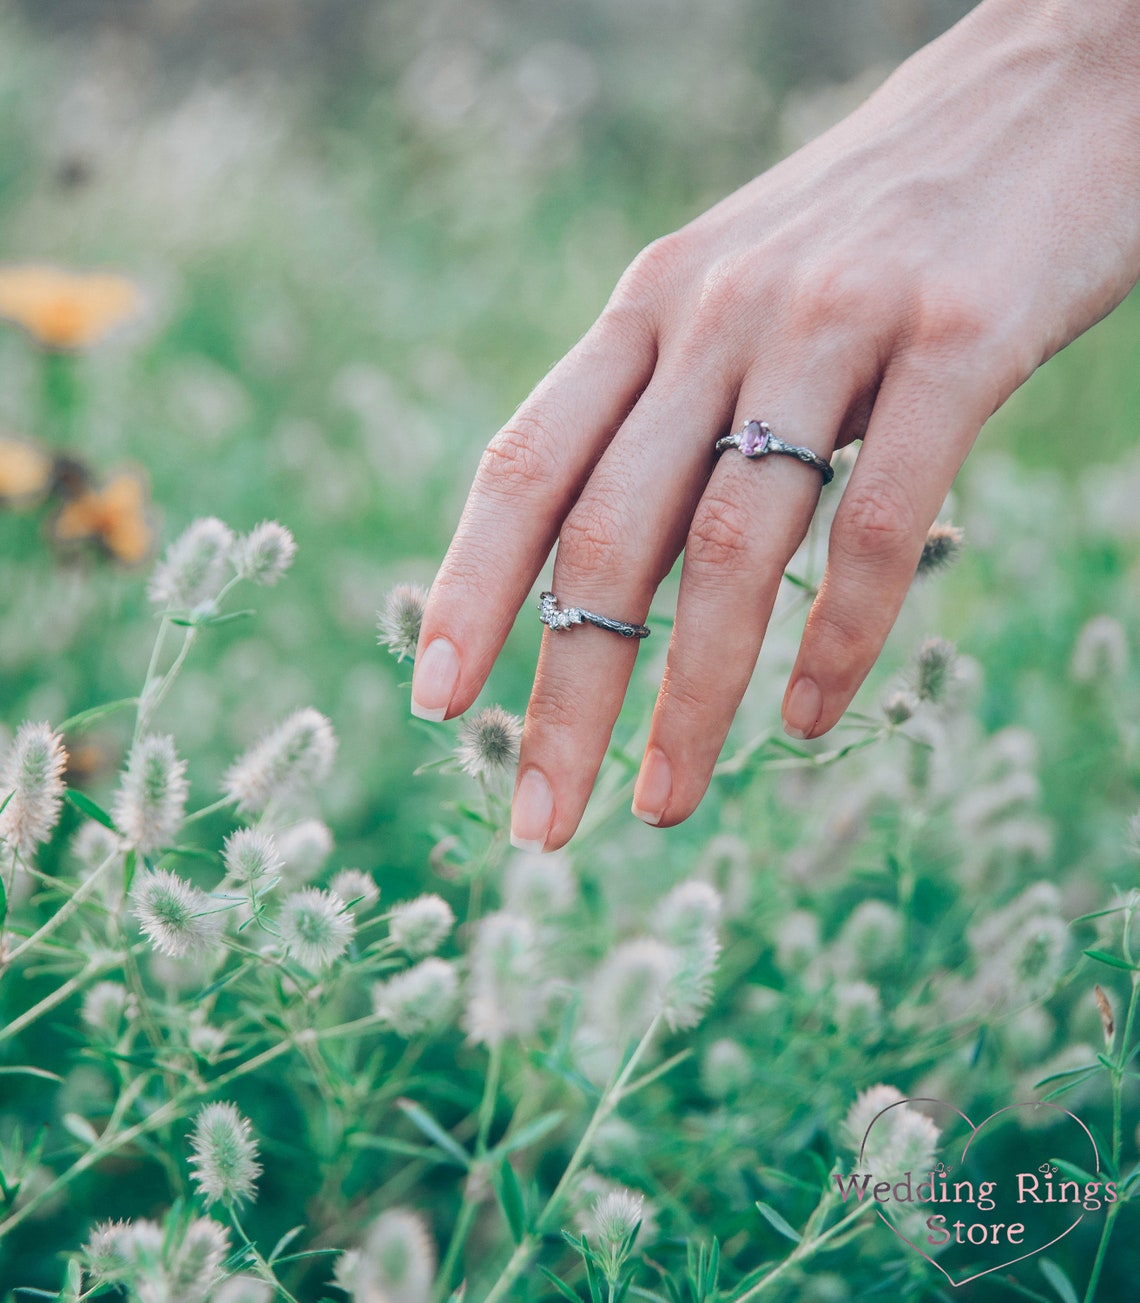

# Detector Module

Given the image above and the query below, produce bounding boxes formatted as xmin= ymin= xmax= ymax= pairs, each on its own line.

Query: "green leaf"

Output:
xmin=56 ymin=698 xmax=138 ymax=734
xmin=1034 ymin=1063 xmax=1100 ymax=1089
xmin=1038 ymin=1257 xmax=1080 ymax=1303
xmin=491 ymin=1111 xmax=566 ymax=1159
xmin=62 ymin=1113 xmax=99 ymax=1146
xmin=1072 ymin=905 xmax=1131 ymax=925
xmin=1040 ymin=1071 xmax=1100 ymax=1103
xmin=395 ymin=1099 xmax=469 ymax=1169
xmin=539 ymin=1268 xmax=583 ymax=1303
xmin=0 ymin=866 xmax=7 ymax=932
xmin=497 ymin=1158 xmax=527 ymax=1244
xmin=1083 ymin=948 xmax=1139 ymax=972
xmin=0 ymin=1067 xmax=64 ymax=1084
xmin=1049 ymin=1159 xmax=1098 ymax=1187
xmin=63 ymin=789 xmax=117 ymax=831
xmin=269 ymin=1225 xmax=306 ymax=1263
xmin=755 ymin=1201 xmax=802 ymax=1245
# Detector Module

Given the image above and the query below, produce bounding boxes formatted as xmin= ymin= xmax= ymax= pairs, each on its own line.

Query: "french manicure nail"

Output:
xmin=632 ymin=746 xmax=672 ymax=826
xmin=783 ymin=676 xmax=822 ymax=739
xmin=510 ymin=767 xmax=554 ymax=852
xmin=411 ymin=637 xmax=459 ymax=721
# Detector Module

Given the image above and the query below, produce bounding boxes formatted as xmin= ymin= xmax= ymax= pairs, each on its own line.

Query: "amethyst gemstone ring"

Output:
xmin=715 ymin=419 xmax=834 ymax=485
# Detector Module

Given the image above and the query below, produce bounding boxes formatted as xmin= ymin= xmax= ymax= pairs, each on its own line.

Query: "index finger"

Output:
xmin=411 ymin=310 xmax=657 ymax=721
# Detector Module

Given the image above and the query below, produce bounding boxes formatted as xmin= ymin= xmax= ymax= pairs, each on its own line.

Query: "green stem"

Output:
xmin=482 ymin=1016 xmax=662 ymax=1303
xmin=0 ymin=958 xmax=117 ymax=1046
xmin=730 ymin=1197 xmax=869 ymax=1302
xmin=230 ymin=1206 xmax=303 ymax=1303
xmin=3 ymin=848 xmax=119 ymax=965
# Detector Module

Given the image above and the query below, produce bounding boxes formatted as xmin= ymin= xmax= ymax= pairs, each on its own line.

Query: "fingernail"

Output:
xmin=510 ymin=768 xmax=554 ymax=852
xmin=783 ymin=676 xmax=822 ymax=739
xmin=411 ymin=638 xmax=459 ymax=721
xmin=632 ymin=746 xmax=671 ymax=826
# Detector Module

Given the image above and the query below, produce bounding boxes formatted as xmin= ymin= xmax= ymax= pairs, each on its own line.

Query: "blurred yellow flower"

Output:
xmin=0 ymin=264 xmax=143 ymax=350
xmin=50 ymin=469 xmax=156 ymax=566
xmin=0 ymin=434 xmax=53 ymax=505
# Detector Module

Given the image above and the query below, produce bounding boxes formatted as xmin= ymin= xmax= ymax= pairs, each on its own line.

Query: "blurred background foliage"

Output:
xmin=2 ymin=0 xmax=1140 ymax=1298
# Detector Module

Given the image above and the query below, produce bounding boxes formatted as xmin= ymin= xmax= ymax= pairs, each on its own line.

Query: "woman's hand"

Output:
xmin=412 ymin=0 xmax=1140 ymax=851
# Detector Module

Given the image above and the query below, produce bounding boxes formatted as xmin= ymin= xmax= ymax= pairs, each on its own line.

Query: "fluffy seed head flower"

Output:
xmin=912 ymin=637 xmax=958 ymax=706
xmin=587 ymin=1189 xmax=644 ymax=1282
xmin=775 ymin=909 xmax=821 ymax=974
xmin=81 ymin=981 xmax=130 ymax=1039
xmin=652 ymin=880 xmax=721 ymax=949
xmin=131 ymin=868 xmax=223 ymax=958
xmin=113 ymin=734 xmax=188 ymax=855
xmin=71 ymin=820 xmax=121 ymax=873
xmin=588 ymin=938 xmax=675 ymax=1044
xmin=168 ymin=1217 xmax=230 ymax=1302
xmin=378 ymin=583 xmax=428 ymax=662
xmin=148 ymin=517 xmax=235 ymax=610
xmin=278 ymin=887 xmax=355 ymax=969
xmin=373 ymin=958 xmax=459 ymax=1037
xmin=455 ymin=706 xmax=522 ymax=780
xmin=1071 ymin=614 xmax=1129 ymax=685
xmin=503 ymin=849 xmax=577 ymax=919
xmin=843 ymin=1085 xmax=940 ymax=1182
xmin=222 ymin=708 xmax=337 ymax=815
xmin=700 ymin=1038 xmax=752 ymax=1100
xmin=0 ymin=722 xmax=67 ymax=860
xmin=223 ymin=827 xmax=283 ymax=888
xmin=915 ymin=522 xmax=964 ymax=578
xmin=82 ymin=1219 xmax=134 ymax=1282
xmin=357 ymin=1208 xmax=437 ymax=1303
xmin=330 ymin=868 xmax=380 ymax=913
xmin=833 ymin=901 xmax=903 ymax=978
xmin=275 ymin=818 xmax=334 ymax=883
xmin=664 ymin=930 xmax=719 ymax=1031
xmin=188 ymin=1102 xmax=261 ymax=1208
xmin=882 ymin=690 xmax=918 ymax=726
xmin=232 ymin=520 xmax=296 ymax=586
xmin=464 ymin=911 xmax=545 ymax=1046
xmin=389 ymin=894 xmax=455 ymax=957
xmin=833 ymin=980 xmax=883 ymax=1039
xmin=212 ymin=1279 xmax=272 ymax=1303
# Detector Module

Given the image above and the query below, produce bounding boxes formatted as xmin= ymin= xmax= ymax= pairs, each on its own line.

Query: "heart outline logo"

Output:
xmin=855 ymin=1097 xmax=1101 ymax=1288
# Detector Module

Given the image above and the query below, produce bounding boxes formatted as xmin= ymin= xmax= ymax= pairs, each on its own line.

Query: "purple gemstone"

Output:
xmin=740 ymin=420 xmax=769 ymax=457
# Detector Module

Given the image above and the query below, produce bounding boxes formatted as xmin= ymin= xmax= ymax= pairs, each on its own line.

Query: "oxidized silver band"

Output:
xmin=538 ymin=591 xmax=650 ymax=640
xmin=715 ymin=419 xmax=834 ymax=485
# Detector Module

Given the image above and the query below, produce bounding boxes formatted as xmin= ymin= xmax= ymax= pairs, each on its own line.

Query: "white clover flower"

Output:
xmin=587 ymin=1188 xmax=644 ymax=1282
xmin=455 ymin=706 xmax=522 ymax=781
xmin=167 ymin=1217 xmax=230 ymax=1302
xmin=113 ymin=734 xmax=189 ymax=855
xmin=833 ymin=980 xmax=883 ymax=1040
xmin=71 ymin=820 xmax=121 ymax=873
xmin=355 ymin=1208 xmax=437 ymax=1303
xmin=389 ymin=894 xmax=455 ymax=957
xmin=223 ymin=827 xmax=283 ymax=889
xmin=278 ymin=888 xmax=355 ymax=970
xmin=699 ymin=1038 xmax=752 ymax=1100
xmin=377 ymin=583 xmax=428 ymax=662
xmin=574 ymin=1172 xmax=659 ymax=1247
xmin=222 ymin=707 xmax=337 ymax=815
xmin=275 ymin=818 xmax=334 ymax=883
xmin=882 ymin=689 xmax=918 ymax=725
xmin=652 ymin=880 xmax=721 ymax=949
xmin=148 ymin=517 xmax=235 ymax=610
xmin=664 ymin=930 xmax=719 ymax=1032
xmin=832 ymin=901 xmax=903 ymax=979
xmin=188 ymin=1102 xmax=261 ymax=1208
xmin=464 ymin=911 xmax=545 ymax=1046
xmin=232 ymin=520 xmax=296 ymax=586
xmin=503 ymin=849 xmax=577 ymax=919
xmin=843 ymin=1085 xmax=940 ymax=1183
xmin=1071 ymin=614 xmax=1128 ymax=684
xmin=81 ymin=981 xmax=130 ymax=1039
xmin=373 ymin=958 xmax=459 ymax=1037
xmin=330 ymin=868 xmax=380 ymax=913
xmin=82 ymin=1218 xmax=134 ymax=1282
xmin=132 ymin=868 xmax=223 ymax=958
xmin=0 ymin=721 xmax=67 ymax=861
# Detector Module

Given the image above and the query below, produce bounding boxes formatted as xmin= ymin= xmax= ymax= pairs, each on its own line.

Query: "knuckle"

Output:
xmin=790 ymin=259 xmax=873 ymax=331
xmin=477 ymin=417 xmax=556 ymax=499
xmin=834 ymin=479 xmax=918 ymax=564
xmin=525 ymin=684 xmax=581 ymax=735
xmin=615 ymin=231 xmax=691 ymax=308
xmin=907 ymin=282 xmax=993 ymax=354
xmin=686 ymin=493 xmax=754 ymax=572
xmin=558 ymin=493 xmax=631 ymax=579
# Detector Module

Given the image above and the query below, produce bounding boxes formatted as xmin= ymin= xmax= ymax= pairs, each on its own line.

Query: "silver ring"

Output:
xmin=715 ymin=419 xmax=834 ymax=485
xmin=538 ymin=591 xmax=650 ymax=639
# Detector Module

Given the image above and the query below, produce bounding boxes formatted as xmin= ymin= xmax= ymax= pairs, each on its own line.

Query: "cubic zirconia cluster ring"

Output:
xmin=715 ymin=419 xmax=834 ymax=485
xmin=538 ymin=591 xmax=650 ymax=639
